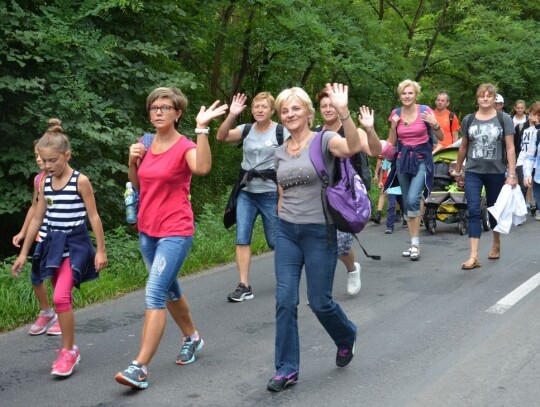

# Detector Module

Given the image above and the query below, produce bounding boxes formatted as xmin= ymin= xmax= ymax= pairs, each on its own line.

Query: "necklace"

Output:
xmin=288 ymin=131 xmax=314 ymax=154
xmin=401 ymin=109 xmax=416 ymax=127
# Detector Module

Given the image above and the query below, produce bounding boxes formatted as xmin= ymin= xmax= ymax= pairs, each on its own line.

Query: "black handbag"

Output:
xmin=223 ymin=169 xmax=247 ymax=229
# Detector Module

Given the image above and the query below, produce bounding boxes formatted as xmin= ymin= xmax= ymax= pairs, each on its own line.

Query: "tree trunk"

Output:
xmin=210 ymin=1 xmax=238 ymax=99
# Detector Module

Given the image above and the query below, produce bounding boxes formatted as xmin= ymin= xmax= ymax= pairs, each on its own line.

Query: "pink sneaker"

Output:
xmin=28 ymin=313 xmax=57 ymax=335
xmin=51 ymin=348 xmax=80 ymax=377
xmin=46 ymin=319 xmax=62 ymax=336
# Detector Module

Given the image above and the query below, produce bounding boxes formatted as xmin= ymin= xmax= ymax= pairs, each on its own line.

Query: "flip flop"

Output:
xmin=488 ymin=247 xmax=500 ymax=260
xmin=462 ymin=257 xmax=481 ymax=270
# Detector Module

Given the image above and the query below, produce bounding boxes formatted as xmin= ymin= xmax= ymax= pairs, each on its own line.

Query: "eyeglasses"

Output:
xmin=148 ymin=105 xmax=177 ymax=113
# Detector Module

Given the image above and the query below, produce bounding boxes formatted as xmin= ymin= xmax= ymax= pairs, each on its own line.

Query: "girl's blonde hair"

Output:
xmin=510 ymin=99 xmax=527 ymax=116
xmin=275 ymin=87 xmax=315 ymax=127
xmin=36 ymin=118 xmax=70 ymax=153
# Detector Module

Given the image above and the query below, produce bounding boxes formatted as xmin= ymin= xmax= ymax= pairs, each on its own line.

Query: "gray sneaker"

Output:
xmin=115 ymin=362 xmax=149 ymax=389
xmin=227 ymin=283 xmax=254 ymax=302
xmin=176 ymin=336 xmax=204 ymax=365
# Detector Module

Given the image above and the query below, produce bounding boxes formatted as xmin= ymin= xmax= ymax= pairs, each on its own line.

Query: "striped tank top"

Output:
xmin=44 ymin=171 xmax=86 ymax=235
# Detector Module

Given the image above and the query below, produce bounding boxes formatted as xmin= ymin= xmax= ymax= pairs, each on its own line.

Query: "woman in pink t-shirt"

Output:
xmin=385 ymin=79 xmax=444 ymax=261
xmin=115 ymin=87 xmax=227 ymax=390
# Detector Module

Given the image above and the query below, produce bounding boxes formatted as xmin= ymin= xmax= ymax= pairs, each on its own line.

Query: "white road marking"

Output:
xmin=486 ymin=272 xmax=540 ymax=314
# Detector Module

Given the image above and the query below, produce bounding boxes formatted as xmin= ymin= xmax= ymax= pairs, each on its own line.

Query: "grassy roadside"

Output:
xmin=0 ymin=187 xmax=384 ymax=333
xmin=0 ymin=195 xmax=270 ymax=333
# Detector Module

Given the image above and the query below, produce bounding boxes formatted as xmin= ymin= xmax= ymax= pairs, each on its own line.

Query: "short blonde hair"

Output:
xmin=252 ymin=92 xmax=275 ymax=110
xmin=476 ymin=83 xmax=498 ymax=99
xmin=275 ymin=87 xmax=315 ymax=127
xmin=397 ymin=79 xmax=421 ymax=96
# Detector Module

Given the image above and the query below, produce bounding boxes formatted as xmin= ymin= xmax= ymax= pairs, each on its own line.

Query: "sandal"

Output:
xmin=410 ymin=246 xmax=420 ymax=261
xmin=488 ymin=246 xmax=500 ymax=260
xmin=462 ymin=257 xmax=481 ymax=270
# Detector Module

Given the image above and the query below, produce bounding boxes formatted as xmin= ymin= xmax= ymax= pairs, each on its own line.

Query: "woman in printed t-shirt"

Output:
xmin=453 ymin=83 xmax=517 ymax=270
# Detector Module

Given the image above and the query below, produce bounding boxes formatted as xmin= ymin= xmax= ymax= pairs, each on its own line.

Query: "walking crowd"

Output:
xmin=10 ymin=79 xmax=539 ymax=393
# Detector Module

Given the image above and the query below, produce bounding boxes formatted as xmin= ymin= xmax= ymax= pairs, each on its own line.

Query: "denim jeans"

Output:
xmin=139 ymin=232 xmax=193 ymax=309
xmin=385 ymin=193 xmax=403 ymax=230
xmin=464 ymin=171 xmax=505 ymax=238
xmin=396 ymin=159 xmax=426 ymax=218
xmin=236 ymin=190 xmax=278 ymax=249
xmin=273 ymin=219 xmax=357 ymax=376
xmin=533 ymin=182 xmax=540 ymax=211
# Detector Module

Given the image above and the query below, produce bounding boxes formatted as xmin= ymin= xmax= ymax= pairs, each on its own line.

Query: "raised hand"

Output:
xmin=358 ymin=105 xmax=374 ymax=129
xmin=196 ymin=100 xmax=229 ymax=128
xmin=229 ymin=93 xmax=248 ymax=116
xmin=420 ymin=110 xmax=438 ymax=127
xmin=324 ymin=83 xmax=349 ymax=117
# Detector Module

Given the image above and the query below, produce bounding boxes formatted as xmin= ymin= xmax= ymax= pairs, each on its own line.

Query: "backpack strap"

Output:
xmin=308 ymin=130 xmax=330 ymax=185
xmin=241 ymin=123 xmax=253 ymax=141
xmin=35 ymin=171 xmax=45 ymax=192
xmin=275 ymin=124 xmax=284 ymax=146
xmin=449 ymin=111 xmax=455 ymax=130
xmin=395 ymin=106 xmax=436 ymax=146
xmin=140 ymin=133 xmax=155 ymax=150
xmin=237 ymin=123 xmax=284 ymax=148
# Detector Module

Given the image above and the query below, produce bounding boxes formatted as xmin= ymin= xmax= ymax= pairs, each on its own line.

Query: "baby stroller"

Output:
xmin=423 ymin=147 xmax=490 ymax=235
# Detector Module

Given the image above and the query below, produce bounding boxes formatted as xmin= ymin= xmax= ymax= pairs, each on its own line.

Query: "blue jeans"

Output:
xmin=396 ymin=159 xmax=426 ymax=218
xmin=385 ymin=193 xmax=403 ymax=230
xmin=236 ymin=190 xmax=277 ymax=248
xmin=533 ymin=182 xmax=540 ymax=211
xmin=464 ymin=171 xmax=505 ymax=238
xmin=139 ymin=232 xmax=193 ymax=309
xmin=273 ymin=219 xmax=357 ymax=376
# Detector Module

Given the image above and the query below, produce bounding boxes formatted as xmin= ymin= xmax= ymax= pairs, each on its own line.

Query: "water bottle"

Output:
xmin=124 ymin=182 xmax=139 ymax=225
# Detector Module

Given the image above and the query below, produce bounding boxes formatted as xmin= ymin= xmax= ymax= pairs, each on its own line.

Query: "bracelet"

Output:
xmin=433 ymin=124 xmax=441 ymax=130
xmin=338 ymin=111 xmax=351 ymax=121
xmin=194 ymin=127 xmax=210 ymax=134
xmin=507 ymin=174 xmax=517 ymax=179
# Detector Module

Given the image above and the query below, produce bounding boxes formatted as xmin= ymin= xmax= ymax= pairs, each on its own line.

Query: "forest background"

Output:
xmin=1 ymin=0 xmax=539 ymax=261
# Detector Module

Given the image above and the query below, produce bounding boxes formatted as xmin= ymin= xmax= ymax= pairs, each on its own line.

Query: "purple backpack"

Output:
xmin=309 ymin=131 xmax=372 ymax=235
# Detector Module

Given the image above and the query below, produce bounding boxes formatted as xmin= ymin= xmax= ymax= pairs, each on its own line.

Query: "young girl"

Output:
xmin=511 ymin=100 xmax=528 ymax=128
xmin=12 ymin=137 xmax=61 ymax=336
xmin=12 ymin=119 xmax=107 ymax=377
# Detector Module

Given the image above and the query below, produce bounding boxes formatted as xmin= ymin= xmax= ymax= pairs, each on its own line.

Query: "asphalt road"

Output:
xmin=1 ymin=216 xmax=539 ymax=407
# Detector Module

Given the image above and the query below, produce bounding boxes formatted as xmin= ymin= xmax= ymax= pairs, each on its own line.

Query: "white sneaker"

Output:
xmin=536 ymin=212 xmax=540 ymax=221
xmin=346 ymin=262 xmax=361 ymax=295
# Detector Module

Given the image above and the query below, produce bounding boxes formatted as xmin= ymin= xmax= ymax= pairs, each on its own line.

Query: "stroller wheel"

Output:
xmin=458 ymin=222 xmax=467 ymax=235
xmin=429 ymin=225 xmax=436 ymax=235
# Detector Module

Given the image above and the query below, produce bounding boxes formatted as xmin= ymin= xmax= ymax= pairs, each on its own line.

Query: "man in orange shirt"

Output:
xmin=433 ymin=92 xmax=460 ymax=153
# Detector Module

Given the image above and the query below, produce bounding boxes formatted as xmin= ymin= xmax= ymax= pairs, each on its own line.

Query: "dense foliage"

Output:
xmin=1 ymin=0 xmax=539 ymax=258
